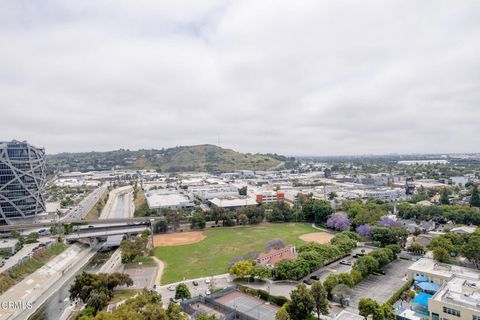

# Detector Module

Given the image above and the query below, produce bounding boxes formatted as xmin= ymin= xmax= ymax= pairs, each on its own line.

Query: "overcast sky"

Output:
xmin=1 ymin=0 xmax=479 ymax=156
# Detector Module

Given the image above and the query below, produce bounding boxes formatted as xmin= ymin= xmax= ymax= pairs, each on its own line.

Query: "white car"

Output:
xmin=167 ymin=285 xmax=175 ymax=291
xmin=205 ymin=290 xmax=211 ymax=295
xmin=205 ymin=279 xmax=211 ymax=284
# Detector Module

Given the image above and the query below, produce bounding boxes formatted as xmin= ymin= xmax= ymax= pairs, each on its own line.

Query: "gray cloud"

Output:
xmin=1 ymin=0 xmax=479 ymax=155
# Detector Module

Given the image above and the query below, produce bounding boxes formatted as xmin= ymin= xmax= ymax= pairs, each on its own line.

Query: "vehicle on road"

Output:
xmin=167 ymin=285 xmax=175 ymax=291
xmin=169 ymin=297 xmax=179 ymax=304
xmin=310 ymin=275 xmax=320 ymax=280
xmin=303 ymin=279 xmax=313 ymax=285
xmin=192 ymin=281 xmax=199 ymax=286
xmin=205 ymin=278 xmax=211 ymax=284
xmin=205 ymin=289 xmax=211 ymax=295
xmin=378 ymin=269 xmax=386 ymax=275
xmin=340 ymin=260 xmax=352 ymax=265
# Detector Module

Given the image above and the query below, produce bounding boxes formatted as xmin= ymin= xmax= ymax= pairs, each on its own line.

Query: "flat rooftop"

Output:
xmin=408 ymin=258 xmax=480 ymax=281
xmin=433 ymin=276 xmax=480 ymax=311
xmin=146 ymin=190 xmax=193 ymax=208
xmin=209 ymin=197 xmax=257 ymax=208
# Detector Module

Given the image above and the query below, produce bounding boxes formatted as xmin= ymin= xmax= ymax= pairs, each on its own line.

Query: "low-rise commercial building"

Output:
xmin=209 ymin=197 xmax=257 ymax=210
xmin=146 ymin=189 xmax=194 ymax=210
xmin=256 ymin=191 xmax=284 ymax=204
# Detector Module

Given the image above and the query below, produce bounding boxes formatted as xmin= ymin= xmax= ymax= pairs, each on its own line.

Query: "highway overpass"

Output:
xmin=65 ymin=225 xmax=149 ymax=241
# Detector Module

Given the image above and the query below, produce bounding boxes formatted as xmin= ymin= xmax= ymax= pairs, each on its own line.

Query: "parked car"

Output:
xmin=205 ymin=278 xmax=211 ymax=284
xmin=340 ymin=260 xmax=352 ymax=265
xmin=310 ymin=275 xmax=320 ymax=280
xmin=378 ymin=269 xmax=386 ymax=275
xmin=205 ymin=289 xmax=211 ymax=295
xmin=192 ymin=281 xmax=199 ymax=286
xmin=303 ymin=279 xmax=313 ymax=285
xmin=167 ymin=285 xmax=175 ymax=291
xmin=0 ymin=260 xmax=5 ymax=267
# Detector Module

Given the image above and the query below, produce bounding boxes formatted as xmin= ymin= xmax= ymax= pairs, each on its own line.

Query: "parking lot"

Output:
xmin=347 ymin=258 xmax=414 ymax=311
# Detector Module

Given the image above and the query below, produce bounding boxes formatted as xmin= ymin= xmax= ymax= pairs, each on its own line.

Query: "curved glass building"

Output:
xmin=0 ymin=140 xmax=46 ymax=224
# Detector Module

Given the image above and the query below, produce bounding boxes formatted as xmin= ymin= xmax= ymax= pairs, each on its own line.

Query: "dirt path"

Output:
xmin=152 ymin=256 xmax=165 ymax=285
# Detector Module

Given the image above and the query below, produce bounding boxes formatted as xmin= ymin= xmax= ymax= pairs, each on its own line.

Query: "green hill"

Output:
xmin=47 ymin=144 xmax=291 ymax=173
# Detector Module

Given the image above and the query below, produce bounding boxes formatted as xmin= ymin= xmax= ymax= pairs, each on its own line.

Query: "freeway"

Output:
xmin=0 ymin=243 xmax=99 ymax=320
xmin=60 ymin=184 xmax=108 ymax=222
xmin=0 ymin=217 xmax=163 ymax=232
xmin=65 ymin=225 xmax=148 ymax=240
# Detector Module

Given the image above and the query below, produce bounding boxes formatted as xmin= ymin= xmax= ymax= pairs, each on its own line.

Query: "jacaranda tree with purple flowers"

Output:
xmin=378 ymin=216 xmax=401 ymax=228
xmin=228 ymin=257 xmax=246 ymax=270
xmin=356 ymin=224 xmax=374 ymax=239
xmin=326 ymin=214 xmax=352 ymax=231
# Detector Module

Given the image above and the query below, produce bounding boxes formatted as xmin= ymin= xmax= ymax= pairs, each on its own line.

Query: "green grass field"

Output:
xmin=154 ymin=223 xmax=318 ymax=284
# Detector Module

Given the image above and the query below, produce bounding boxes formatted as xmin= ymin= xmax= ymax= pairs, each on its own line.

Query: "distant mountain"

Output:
xmin=46 ymin=144 xmax=294 ymax=173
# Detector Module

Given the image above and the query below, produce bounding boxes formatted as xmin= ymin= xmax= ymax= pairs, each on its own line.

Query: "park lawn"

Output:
xmin=155 ymin=223 xmax=317 ymax=284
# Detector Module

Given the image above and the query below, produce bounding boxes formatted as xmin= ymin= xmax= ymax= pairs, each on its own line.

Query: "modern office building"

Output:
xmin=0 ymin=140 xmax=46 ymax=224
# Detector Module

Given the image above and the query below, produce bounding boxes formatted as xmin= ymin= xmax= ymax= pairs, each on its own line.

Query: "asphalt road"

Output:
xmin=0 ymin=244 xmax=99 ymax=320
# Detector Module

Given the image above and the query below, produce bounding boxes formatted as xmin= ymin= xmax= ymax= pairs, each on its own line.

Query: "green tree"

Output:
xmin=88 ymin=289 xmax=187 ymax=320
xmin=462 ymin=234 xmax=480 ymax=267
xmin=358 ymin=298 xmax=380 ymax=320
xmin=385 ymin=244 xmax=401 ymax=258
xmin=167 ymin=301 xmax=189 ymax=319
xmin=238 ymin=186 xmax=248 ymax=196
xmin=229 ymin=260 xmax=254 ymax=278
xmin=69 ymin=272 xmax=133 ymax=313
xmin=252 ymin=265 xmax=272 ymax=280
xmin=433 ymin=247 xmax=451 ymax=263
xmin=331 ymin=284 xmax=353 ymax=307
xmin=440 ymin=187 xmax=450 ymax=205
xmin=190 ymin=212 xmax=206 ymax=229
xmin=427 ymin=237 xmax=455 ymax=254
xmin=470 ymin=185 xmax=480 ymax=207
xmin=120 ymin=235 xmax=148 ymax=263
xmin=407 ymin=243 xmax=425 ymax=255
xmin=239 ymin=213 xmax=249 ymax=225
xmin=311 ymin=281 xmax=329 ymax=319
xmin=302 ymin=199 xmax=332 ymax=223
xmin=287 ymin=284 xmax=314 ymax=320
xmin=175 ymin=283 xmax=191 ymax=300
xmin=275 ymin=305 xmax=291 ymax=320
xmin=354 ymin=255 xmax=380 ymax=276
xmin=380 ymin=303 xmax=395 ymax=320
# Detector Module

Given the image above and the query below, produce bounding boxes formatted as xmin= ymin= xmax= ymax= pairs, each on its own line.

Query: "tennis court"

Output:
xmin=215 ymin=291 xmax=278 ymax=320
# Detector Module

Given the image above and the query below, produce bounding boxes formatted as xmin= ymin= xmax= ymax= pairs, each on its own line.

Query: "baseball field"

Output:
xmin=154 ymin=223 xmax=331 ymax=284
